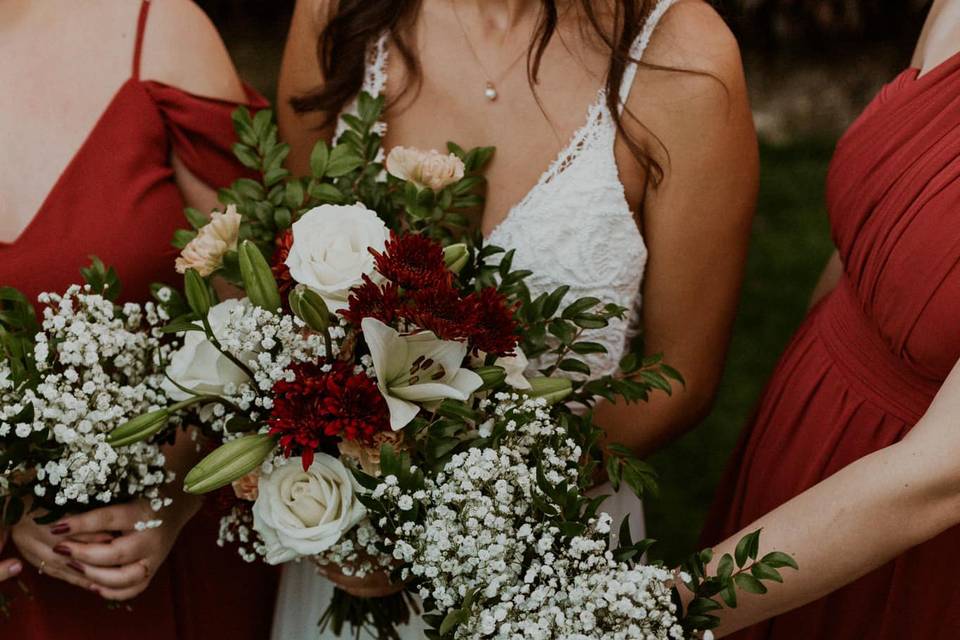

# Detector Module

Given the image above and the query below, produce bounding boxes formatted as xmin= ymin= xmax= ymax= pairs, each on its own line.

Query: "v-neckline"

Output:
xmin=481 ymin=91 xmax=609 ymax=240
xmin=364 ymin=33 xmax=613 ymax=241
xmin=0 ymin=77 xmax=138 ymax=247
xmin=911 ymin=47 xmax=960 ymax=83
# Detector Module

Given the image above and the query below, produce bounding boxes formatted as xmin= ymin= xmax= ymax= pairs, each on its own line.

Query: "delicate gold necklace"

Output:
xmin=451 ymin=0 xmax=528 ymax=102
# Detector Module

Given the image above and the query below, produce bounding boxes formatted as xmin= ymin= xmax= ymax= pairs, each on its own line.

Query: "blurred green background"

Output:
xmin=198 ymin=0 xmax=925 ymax=562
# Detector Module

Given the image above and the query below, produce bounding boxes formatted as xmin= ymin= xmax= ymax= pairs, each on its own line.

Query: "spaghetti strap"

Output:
xmin=617 ymin=0 xmax=679 ymax=113
xmin=132 ymin=0 xmax=152 ymax=80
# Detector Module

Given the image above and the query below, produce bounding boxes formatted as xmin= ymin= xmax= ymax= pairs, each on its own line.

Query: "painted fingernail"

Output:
xmin=9 ymin=562 xmax=22 ymax=577
xmin=50 ymin=523 xmax=70 ymax=535
xmin=67 ymin=561 xmax=85 ymax=575
xmin=53 ymin=544 xmax=72 ymax=557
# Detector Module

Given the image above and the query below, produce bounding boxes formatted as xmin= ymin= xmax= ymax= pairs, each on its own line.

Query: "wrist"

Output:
xmin=161 ymin=490 xmax=203 ymax=531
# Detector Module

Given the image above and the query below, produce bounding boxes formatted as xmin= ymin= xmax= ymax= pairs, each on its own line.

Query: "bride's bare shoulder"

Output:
xmin=627 ymin=0 xmax=748 ymax=129
xmin=644 ymin=0 xmax=743 ymax=84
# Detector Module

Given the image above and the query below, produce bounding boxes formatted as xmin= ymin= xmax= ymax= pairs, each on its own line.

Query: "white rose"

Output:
xmin=284 ymin=204 xmax=390 ymax=312
xmin=252 ymin=455 xmax=366 ymax=564
xmin=162 ymin=298 xmax=252 ymax=401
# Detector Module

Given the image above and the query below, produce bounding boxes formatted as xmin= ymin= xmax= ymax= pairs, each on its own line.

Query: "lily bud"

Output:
xmin=183 ymin=433 xmax=277 ymax=495
xmin=239 ymin=241 xmax=282 ymax=312
xmin=443 ymin=243 xmax=469 ymax=274
xmin=107 ymin=409 xmax=170 ymax=447
xmin=183 ymin=269 xmax=211 ymax=317
xmin=526 ymin=377 xmax=573 ymax=404
xmin=289 ymin=285 xmax=330 ymax=332
xmin=473 ymin=365 xmax=507 ymax=390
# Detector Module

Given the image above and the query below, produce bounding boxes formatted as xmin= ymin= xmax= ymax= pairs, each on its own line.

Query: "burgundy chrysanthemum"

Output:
xmin=268 ymin=361 xmax=391 ymax=470
xmin=466 ymin=287 xmax=520 ymax=357
xmin=341 ymin=274 xmax=402 ymax=326
xmin=372 ymin=233 xmax=449 ymax=290
xmin=271 ymin=229 xmax=296 ymax=303
xmin=400 ymin=282 xmax=478 ymax=341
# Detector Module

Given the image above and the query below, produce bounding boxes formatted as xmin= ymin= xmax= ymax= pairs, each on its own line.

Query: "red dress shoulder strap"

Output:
xmin=132 ymin=0 xmax=152 ymax=80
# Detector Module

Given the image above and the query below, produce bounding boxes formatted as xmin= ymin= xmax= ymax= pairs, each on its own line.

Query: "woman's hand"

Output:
xmin=15 ymin=494 xmax=200 ymax=601
xmin=0 ymin=528 xmax=23 ymax=582
xmin=318 ymin=563 xmax=405 ymax=599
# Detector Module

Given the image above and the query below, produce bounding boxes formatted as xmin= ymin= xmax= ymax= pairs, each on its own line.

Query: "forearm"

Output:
xmin=159 ymin=427 xmax=205 ymax=526
xmin=700 ymin=437 xmax=960 ymax=636
xmin=595 ymin=372 xmax=715 ymax=458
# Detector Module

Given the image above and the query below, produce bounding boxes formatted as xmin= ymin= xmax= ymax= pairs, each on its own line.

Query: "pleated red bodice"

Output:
xmin=703 ymin=52 xmax=960 ymax=638
xmin=0 ymin=2 xmax=278 ymax=638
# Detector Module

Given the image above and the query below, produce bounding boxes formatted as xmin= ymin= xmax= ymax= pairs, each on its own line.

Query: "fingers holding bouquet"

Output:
xmin=44 ymin=496 xmax=196 ymax=601
xmin=0 ymin=527 xmax=23 ymax=582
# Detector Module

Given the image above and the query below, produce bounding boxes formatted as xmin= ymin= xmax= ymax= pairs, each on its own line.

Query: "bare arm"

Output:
xmin=278 ymin=0 xmax=337 ymax=175
xmin=693 ymin=358 xmax=960 ymax=635
xmin=597 ymin=3 xmax=758 ymax=456
xmin=141 ymin=0 xmax=247 ymax=212
xmin=808 ymin=250 xmax=842 ymax=309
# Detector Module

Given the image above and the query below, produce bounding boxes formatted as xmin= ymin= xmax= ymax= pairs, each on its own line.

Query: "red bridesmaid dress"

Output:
xmin=702 ymin=53 xmax=960 ymax=638
xmin=0 ymin=2 xmax=277 ymax=638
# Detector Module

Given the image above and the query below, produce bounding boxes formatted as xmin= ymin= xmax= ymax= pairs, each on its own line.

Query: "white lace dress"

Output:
xmin=271 ymin=1 xmax=677 ymax=637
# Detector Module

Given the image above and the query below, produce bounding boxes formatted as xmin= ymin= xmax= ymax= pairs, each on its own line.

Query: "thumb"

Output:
xmin=0 ymin=558 xmax=22 ymax=583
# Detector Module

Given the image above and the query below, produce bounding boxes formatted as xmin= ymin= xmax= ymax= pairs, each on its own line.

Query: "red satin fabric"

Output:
xmin=702 ymin=54 xmax=960 ymax=637
xmin=0 ymin=6 xmax=277 ymax=637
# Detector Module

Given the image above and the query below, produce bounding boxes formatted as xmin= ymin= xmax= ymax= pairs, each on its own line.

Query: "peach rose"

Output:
xmin=175 ymin=205 xmax=242 ymax=276
xmin=385 ymin=146 xmax=465 ymax=191
xmin=337 ymin=431 xmax=406 ymax=477
xmin=231 ymin=469 xmax=261 ymax=501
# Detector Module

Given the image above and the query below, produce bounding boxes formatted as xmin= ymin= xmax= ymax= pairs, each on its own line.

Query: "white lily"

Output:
xmin=494 ymin=348 xmax=532 ymax=390
xmin=362 ymin=317 xmax=483 ymax=430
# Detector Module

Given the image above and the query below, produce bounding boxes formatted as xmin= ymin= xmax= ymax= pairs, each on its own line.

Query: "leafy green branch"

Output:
xmin=679 ymin=529 xmax=799 ymax=633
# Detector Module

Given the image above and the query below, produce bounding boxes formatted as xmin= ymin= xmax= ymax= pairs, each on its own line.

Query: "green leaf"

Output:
xmin=687 ymin=597 xmax=723 ymax=616
xmin=309 ymin=142 xmax=330 ymax=177
xmin=717 ymin=553 xmax=734 ymax=580
xmin=751 ymin=562 xmax=783 ymax=583
xmin=719 ymin=582 xmax=738 ymax=608
xmin=561 ymin=297 xmax=600 ymax=320
xmin=252 ymin=108 xmax=273 ymax=139
xmin=232 ymin=143 xmax=260 ymax=170
xmin=308 ymin=182 xmax=345 ymax=203
xmin=547 ymin=319 xmax=576 ymax=345
xmin=570 ymin=341 xmax=607 ymax=355
xmin=735 ymin=529 xmax=762 ymax=568
xmin=171 ymin=229 xmax=197 ymax=250
xmin=760 ymin=551 xmax=799 ymax=570
xmin=184 ymin=207 xmax=210 ymax=230
xmin=542 ymin=285 xmax=570 ymax=318
xmin=734 ymin=573 xmax=768 ymax=595
xmin=231 ymin=106 xmax=257 ymax=146
xmin=558 ymin=358 xmax=590 ymax=375
xmin=264 ymin=167 xmax=288 ymax=187
xmin=326 ymin=144 xmax=364 ymax=177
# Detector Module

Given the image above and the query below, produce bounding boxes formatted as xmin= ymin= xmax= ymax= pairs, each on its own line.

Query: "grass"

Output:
xmin=644 ymin=139 xmax=838 ymax=563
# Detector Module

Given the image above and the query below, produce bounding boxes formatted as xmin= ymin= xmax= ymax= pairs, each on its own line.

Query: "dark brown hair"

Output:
xmin=291 ymin=0 xmax=668 ymax=181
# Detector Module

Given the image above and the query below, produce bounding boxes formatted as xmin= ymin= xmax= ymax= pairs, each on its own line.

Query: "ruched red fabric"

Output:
xmin=702 ymin=52 xmax=960 ymax=638
xmin=0 ymin=3 xmax=277 ymax=638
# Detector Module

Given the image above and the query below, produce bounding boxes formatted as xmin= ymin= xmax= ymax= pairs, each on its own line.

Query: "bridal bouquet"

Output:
xmin=0 ymin=260 xmax=181 ymax=529
xmin=114 ymin=97 xmax=795 ymax=639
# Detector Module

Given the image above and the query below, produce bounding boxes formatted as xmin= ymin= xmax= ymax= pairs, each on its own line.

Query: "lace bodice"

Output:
xmin=339 ymin=0 xmax=678 ymax=377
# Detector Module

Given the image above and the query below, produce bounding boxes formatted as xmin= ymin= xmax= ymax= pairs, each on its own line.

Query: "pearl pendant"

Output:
xmin=484 ymin=82 xmax=498 ymax=101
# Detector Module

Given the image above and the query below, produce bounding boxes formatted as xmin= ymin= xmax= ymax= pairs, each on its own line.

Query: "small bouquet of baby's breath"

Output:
xmin=0 ymin=259 xmax=182 ymax=528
